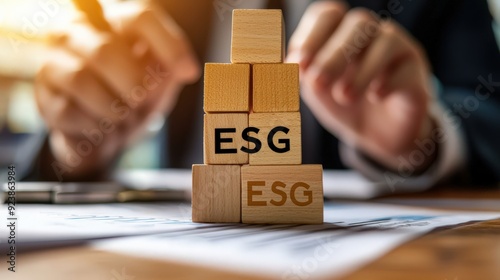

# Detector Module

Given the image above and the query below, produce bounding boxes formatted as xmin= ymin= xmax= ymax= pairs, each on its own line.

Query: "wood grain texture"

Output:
xmin=241 ymin=165 xmax=323 ymax=224
xmin=192 ymin=164 xmax=241 ymax=223
xmin=204 ymin=63 xmax=250 ymax=113
xmin=231 ymin=9 xmax=284 ymax=63
xmin=249 ymin=112 xmax=301 ymax=165
xmin=344 ymin=219 xmax=500 ymax=280
xmin=204 ymin=113 xmax=248 ymax=164
xmin=252 ymin=63 xmax=299 ymax=112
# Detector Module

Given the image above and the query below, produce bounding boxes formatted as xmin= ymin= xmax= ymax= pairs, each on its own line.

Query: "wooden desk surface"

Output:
xmin=2 ymin=188 xmax=499 ymax=280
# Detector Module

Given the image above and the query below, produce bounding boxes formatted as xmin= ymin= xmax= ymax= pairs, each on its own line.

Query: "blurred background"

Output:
xmin=0 ymin=0 xmax=499 ymax=173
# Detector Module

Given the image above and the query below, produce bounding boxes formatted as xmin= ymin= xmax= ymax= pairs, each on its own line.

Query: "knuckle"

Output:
xmin=57 ymin=99 xmax=73 ymax=118
xmin=36 ymin=63 xmax=52 ymax=83
xmin=66 ymin=62 xmax=90 ymax=88
xmin=410 ymin=44 xmax=426 ymax=62
xmin=175 ymin=46 xmax=194 ymax=66
xmin=380 ymin=22 xmax=398 ymax=38
xmin=48 ymin=95 xmax=73 ymax=125
xmin=308 ymin=1 xmax=348 ymax=17
xmin=407 ymin=37 xmax=426 ymax=60
xmin=137 ymin=7 xmax=154 ymax=22
xmin=88 ymin=34 xmax=116 ymax=63
xmin=131 ymin=5 xmax=156 ymax=27
xmin=346 ymin=8 xmax=376 ymax=24
xmin=380 ymin=22 xmax=426 ymax=61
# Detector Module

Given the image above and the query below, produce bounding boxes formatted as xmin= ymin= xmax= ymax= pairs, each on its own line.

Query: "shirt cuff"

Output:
xmin=340 ymin=78 xmax=467 ymax=193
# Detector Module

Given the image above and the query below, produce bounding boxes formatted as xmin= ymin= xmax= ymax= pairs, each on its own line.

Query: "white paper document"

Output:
xmin=0 ymin=203 xmax=200 ymax=250
xmin=2 ymin=201 xmax=498 ymax=278
xmin=90 ymin=202 xmax=500 ymax=279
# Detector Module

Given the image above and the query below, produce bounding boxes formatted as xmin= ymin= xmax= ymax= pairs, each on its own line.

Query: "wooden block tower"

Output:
xmin=192 ymin=9 xmax=324 ymax=224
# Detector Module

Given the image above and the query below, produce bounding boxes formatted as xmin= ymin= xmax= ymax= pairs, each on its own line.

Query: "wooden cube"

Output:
xmin=192 ymin=164 xmax=241 ymax=223
xmin=248 ymin=112 xmax=301 ymax=165
xmin=231 ymin=9 xmax=284 ymax=63
xmin=204 ymin=63 xmax=250 ymax=113
xmin=253 ymin=63 xmax=300 ymax=112
xmin=241 ymin=165 xmax=323 ymax=224
xmin=204 ymin=113 xmax=248 ymax=164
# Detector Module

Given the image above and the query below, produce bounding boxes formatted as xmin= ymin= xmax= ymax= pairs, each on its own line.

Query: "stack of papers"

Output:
xmin=92 ymin=202 xmax=499 ymax=278
xmin=1 ymin=201 xmax=498 ymax=278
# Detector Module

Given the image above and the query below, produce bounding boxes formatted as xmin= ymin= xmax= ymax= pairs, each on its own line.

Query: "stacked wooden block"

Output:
xmin=192 ymin=9 xmax=324 ymax=224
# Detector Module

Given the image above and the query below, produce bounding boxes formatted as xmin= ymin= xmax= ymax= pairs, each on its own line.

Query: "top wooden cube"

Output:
xmin=231 ymin=9 xmax=284 ymax=63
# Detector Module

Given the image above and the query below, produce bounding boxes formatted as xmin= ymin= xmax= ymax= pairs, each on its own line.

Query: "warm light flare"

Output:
xmin=0 ymin=0 xmax=76 ymax=41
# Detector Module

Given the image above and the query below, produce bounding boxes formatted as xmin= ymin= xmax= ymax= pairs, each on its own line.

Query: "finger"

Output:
xmin=111 ymin=1 xmax=200 ymax=82
xmin=48 ymin=129 xmax=123 ymax=174
xmin=378 ymin=61 xmax=429 ymax=147
xmin=348 ymin=22 xmax=418 ymax=95
xmin=306 ymin=8 xmax=380 ymax=91
xmin=35 ymin=79 xmax=98 ymax=136
xmin=138 ymin=74 xmax=180 ymax=119
xmin=62 ymin=23 xmax=150 ymax=100
xmin=39 ymin=49 xmax=120 ymax=122
xmin=117 ymin=74 xmax=181 ymax=146
xmin=287 ymin=1 xmax=347 ymax=69
xmin=113 ymin=59 xmax=181 ymax=129
xmin=331 ymin=61 xmax=359 ymax=106
xmin=374 ymin=59 xmax=428 ymax=103
xmin=120 ymin=73 xmax=178 ymax=135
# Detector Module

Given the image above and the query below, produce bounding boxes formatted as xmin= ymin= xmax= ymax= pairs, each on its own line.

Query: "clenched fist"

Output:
xmin=35 ymin=1 xmax=199 ymax=180
xmin=288 ymin=1 xmax=437 ymax=172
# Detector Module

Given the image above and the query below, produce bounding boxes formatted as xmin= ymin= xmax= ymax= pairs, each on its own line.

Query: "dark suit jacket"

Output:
xmin=24 ymin=0 xmax=500 ymax=186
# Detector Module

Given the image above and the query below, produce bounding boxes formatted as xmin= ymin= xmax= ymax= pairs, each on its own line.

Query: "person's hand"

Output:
xmin=288 ymin=1 xmax=436 ymax=172
xmin=35 ymin=1 xmax=199 ymax=180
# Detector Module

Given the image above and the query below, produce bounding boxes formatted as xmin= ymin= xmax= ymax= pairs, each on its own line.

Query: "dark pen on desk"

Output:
xmin=1 ymin=182 xmax=188 ymax=203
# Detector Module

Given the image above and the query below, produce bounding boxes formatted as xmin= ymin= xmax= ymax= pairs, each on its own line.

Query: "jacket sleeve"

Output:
xmin=387 ymin=0 xmax=500 ymax=185
xmin=425 ymin=0 xmax=500 ymax=185
xmin=342 ymin=0 xmax=500 ymax=187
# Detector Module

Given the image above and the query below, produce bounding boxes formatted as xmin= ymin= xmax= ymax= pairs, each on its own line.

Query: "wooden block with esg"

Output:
xmin=192 ymin=164 xmax=241 ymax=223
xmin=204 ymin=63 xmax=250 ymax=113
xmin=249 ymin=112 xmax=301 ymax=165
xmin=241 ymin=165 xmax=323 ymax=224
xmin=231 ymin=9 xmax=284 ymax=63
xmin=204 ymin=113 xmax=248 ymax=164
